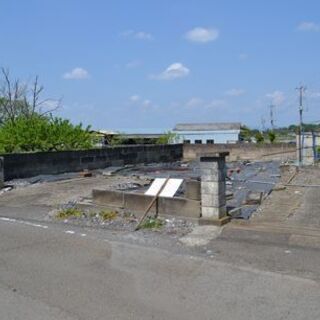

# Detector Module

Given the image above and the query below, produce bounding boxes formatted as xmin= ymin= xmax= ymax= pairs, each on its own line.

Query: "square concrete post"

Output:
xmin=200 ymin=152 xmax=229 ymax=224
xmin=0 ymin=157 xmax=4 ymax=189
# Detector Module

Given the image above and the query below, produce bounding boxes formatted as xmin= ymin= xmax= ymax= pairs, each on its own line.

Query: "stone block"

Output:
xmin=199 ymin=215 xmax=231 ymax=226
xmin=199 ymin=159 xmax=226 ymax=170
xmin=200 ymin=168 xmax=226 ymax=182
xmin=201 ymin=181 xmax=226 ymax=196
xmin=185 ymin=180 xmax=201 ymax=200
xmin=201 ymin=206 xmax=227 ymax=219
xmin=201 ymin=193 xmax=226 ymax=207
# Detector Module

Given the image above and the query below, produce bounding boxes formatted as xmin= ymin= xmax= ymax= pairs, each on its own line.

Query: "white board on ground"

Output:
xmin=145 ymin=178 xmax=167 ymax=196
xmin=160 ymin=178 xmax=183 ymax=198
xmin=145 ymin=178 xmax=183 ymax=198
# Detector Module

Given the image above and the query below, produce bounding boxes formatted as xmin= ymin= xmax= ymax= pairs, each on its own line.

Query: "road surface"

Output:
xmin=0 ymin=216 xmax=319 ymax=320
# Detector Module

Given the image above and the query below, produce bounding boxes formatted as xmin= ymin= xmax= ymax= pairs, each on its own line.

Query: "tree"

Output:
xmin=268 ymin=131 xmax=276 ymax=143
xmin=0 ymin=114 xmax=95 ymax=153
xmin=156 ymin=131 xmax=178 ymax=144
xmin=255 ymin=132 xmax=265 ymax=144
xmin=0 ymin=68 xmax=60 ymax=125
xmin=240 ymin=126 xmax=253 ymax=142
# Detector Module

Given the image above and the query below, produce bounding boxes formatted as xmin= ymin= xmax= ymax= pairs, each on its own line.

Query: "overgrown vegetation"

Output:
xmin=56 ymin=207 xmax=84 ymax=219
xmin=0 ymin=114 xmax=94 ymax=153
xmin=0 ymin=68 xmax=95 ymax=153
xmin=99 ymin=210 xmax=118 ymax=221
xmin=139 ymin=217 xmax=164 ymax=229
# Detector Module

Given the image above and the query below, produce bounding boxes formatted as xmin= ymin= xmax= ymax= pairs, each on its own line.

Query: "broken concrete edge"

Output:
xmin=198 ymin=215 xmax=231 ymax=226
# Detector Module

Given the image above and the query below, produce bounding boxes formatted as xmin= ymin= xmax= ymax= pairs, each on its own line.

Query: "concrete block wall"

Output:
xmin=1 ymin=144 xmax=183 ymax=180
xmin=183 ymin=143 xmax=296 ymax=162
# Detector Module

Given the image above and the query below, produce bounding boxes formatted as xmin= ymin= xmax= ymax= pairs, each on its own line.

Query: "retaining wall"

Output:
xmin=92 ymin=189 xmax=201 ymax=219
xmin=183 ymin=143 xmax=296 ymax=162
xmin=1 ymin=144 xmax=183 ymax=180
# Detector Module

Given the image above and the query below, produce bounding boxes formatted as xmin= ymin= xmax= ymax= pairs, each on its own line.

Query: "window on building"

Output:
xmin=206 ymin=139 xmax=214 ymax=144
xmin=183 ymin=140 xmax=191 ymax=144
xmin=194 ymin=140 xmax=202 ymax=144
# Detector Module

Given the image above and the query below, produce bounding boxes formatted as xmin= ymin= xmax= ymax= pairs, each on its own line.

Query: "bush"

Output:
xmin=156 ymin=131 xmax=177 ymax=144
xmin=268 ymin=131 xmax=276 ymax=143
xmin=255 ymin=132 xmax=265 ymax=144
xmin=0 ymin=115 xmax=95 ymax=153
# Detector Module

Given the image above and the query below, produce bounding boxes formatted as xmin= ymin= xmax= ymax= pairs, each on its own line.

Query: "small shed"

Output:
xmin=173 ymin=122 xmax=241 ymax=144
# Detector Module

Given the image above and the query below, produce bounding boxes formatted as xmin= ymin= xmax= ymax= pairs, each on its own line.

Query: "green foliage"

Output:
xmin=268 ymin=131 xmax=276 ymax=143
xmin=56 ymin=207 xmax=84 ymax=219
xmin=0 ymin=115 xmax=95 ymax=153
xmin=109 ymin=134 xmax=127 ymax=146
xmin=239 ymin=126 xmax=253 ymax=142
xmin=99 ymin=210 xmax=118 ymax=221
xmin=139 ymin=217 xmax=164 ymax=229
xmin=156 ymin=131 xmax=177 ymax=144
xmin=255 ymin=132 xmax=265 ymax=143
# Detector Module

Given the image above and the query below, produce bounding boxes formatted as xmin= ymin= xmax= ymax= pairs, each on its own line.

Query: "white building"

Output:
xmin=173 ymin=122 xmax=241 ymax=144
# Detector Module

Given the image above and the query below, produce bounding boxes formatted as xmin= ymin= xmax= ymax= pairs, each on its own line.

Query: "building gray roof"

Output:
xmin=173 ymin=122 xmax=241 ymax=132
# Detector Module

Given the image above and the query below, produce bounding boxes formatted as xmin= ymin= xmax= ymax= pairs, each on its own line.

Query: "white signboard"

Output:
xmin=145 ymin=178 xmax=183 ymax=198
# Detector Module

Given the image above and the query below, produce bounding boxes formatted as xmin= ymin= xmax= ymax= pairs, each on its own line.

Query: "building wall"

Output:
xmin=175 ymin=130 xmax=240 ymax=144
xmin=1 ymin=144 xmax=183 ymax=180
xmin=183 ymin=143 xmax=296 ymax=161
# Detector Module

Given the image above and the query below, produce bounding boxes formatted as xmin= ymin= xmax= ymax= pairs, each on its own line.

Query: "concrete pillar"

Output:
xmin=200 ymin=152 xmax=229 ymax=224
xmin=0 ymin=157 xmax=4 ymax=188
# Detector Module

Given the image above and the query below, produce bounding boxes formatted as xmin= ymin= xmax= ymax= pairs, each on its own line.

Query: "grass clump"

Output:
xmin=139 ymin=217 xmax=164 ymax=229
xmin=99 ymin=210 xmax=118 ymax=221
xmin=56 ymin=207 xmax=83 ymax=219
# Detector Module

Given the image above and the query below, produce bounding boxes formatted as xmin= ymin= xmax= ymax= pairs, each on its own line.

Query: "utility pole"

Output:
xmin=269 ymin=105 xmax=275 ymax=130
xmin=296 ymin=85 xmax=306 ymax=165
xmin=261 ymin=116 xmax=266 ymax=133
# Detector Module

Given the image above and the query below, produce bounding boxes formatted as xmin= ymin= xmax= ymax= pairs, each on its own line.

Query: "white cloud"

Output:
xmin=142 ymin=99 xmax=152 ymax=107
xmin=130 ymin=95 xmax=140 ymax=102
xmin=186 ymin=97 xmax=204 ymax=108
xmin=206 ymin=99 xmax=227 ymax=109
xmin=266 ymin=91 xmax=285 ymax=105
xmin=297 ymin=21 xmax=320 ymax=32
xmin=63 ymin=67 xmax=90 ymax=80
xmin=152 ymin=62 xmax=190 ymax=80
xmin=134 ymin=32 xmax=153 ymax=40
xmin=126 ymin=60 xmax=142 ymax=68
xmin=185 ymin=27 xmax=219 ymax=43
xmin=225 ymin=88 xmax=245 ymax=96
xmin=121 ymin=30 xmax=154 ymax=40
xmin=238 ymin=53 xmax=248 ymax=60
xmin=309 ymin=91 xmax=320 ymax=98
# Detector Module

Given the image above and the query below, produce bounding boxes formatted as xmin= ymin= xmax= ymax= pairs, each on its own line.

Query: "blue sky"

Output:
xmin=1 ymin=0 xmax=320 ymax=130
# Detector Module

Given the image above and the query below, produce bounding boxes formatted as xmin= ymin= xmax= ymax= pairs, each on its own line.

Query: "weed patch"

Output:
xmin=139 ymin=217 xmax=164 ymax=229
xmin=56 ymin=208 xmax=83 ymax=219
xmin=99 ymin=210 xmax=118 ymax=221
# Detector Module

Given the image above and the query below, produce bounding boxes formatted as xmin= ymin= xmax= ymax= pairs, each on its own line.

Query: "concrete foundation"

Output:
xmin=184 ymin=180 xmax=201 ymax=200
xmin=200 ymin=152 xmax=229 ymax=222
xmin=92 ymin=189 xmax=201 ymax=219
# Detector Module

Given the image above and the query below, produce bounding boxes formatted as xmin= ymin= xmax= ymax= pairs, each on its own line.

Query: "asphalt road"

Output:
xmin=0 ymin=218 xmax=319 ymax=320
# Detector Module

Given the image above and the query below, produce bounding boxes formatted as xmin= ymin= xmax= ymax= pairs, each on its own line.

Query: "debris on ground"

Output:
xmin=243 ymin=191 xmax=263 ymax=205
